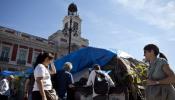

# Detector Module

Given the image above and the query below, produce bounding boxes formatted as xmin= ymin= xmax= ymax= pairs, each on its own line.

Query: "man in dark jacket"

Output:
xmin=56 ymin=62 xmax=74 ymax=100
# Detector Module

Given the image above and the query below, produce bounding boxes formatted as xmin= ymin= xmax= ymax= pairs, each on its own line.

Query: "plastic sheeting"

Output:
xmin=0 ymin=70 xmax=24 ymax=76
xmin=24 ymin=67 xmax=33 ymax=74
xmin=54 ymin=47 xmax=116 ymax=73
xmin=0 ymin=70 xmax=14 ymax=76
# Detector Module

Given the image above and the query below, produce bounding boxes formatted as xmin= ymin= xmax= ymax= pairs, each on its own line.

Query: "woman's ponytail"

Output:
xmin=159 ymin=52 xmax=168 ymax=61
xmin=33 ymin=53 xmax=43 ymax=69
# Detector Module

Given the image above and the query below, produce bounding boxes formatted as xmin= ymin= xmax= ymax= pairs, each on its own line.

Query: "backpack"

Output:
xmin=0 ymin=79 xmax=10 ymax=96
xmin=94 ymin=71 xmax=109 ymax=95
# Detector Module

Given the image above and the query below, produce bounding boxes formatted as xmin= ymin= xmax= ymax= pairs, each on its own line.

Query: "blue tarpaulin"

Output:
xmin=24 ymin=67 xmax=34 ymax=74
xmin=0 ymin=70 xmax=24 ymax=76
xmin=54 ymin=47 xmax=116 ymax=73
xmin=0 ymin=70 xmax=15 ymax=76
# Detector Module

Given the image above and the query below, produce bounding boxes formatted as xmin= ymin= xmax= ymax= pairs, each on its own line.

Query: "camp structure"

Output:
xmin=54 ymin=47 xmax=148 ymax=100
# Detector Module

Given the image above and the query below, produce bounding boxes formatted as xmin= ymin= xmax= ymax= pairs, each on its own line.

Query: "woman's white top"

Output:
xmin=33 ymin=64 xmax=52 ymax=91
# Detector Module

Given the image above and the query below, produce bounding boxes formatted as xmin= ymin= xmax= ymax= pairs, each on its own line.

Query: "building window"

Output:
xmin=60 ymin=38 xmax=67 ymax=42
xmin=17 ymin=49 xmax=27 ymax=65
xmin=0 ymin=46 xmax=10 ymax=62
xmin=73 ymin=22 xmax=79 ymax=37
xmin=5 ymin=30 xmax=15 ymax=34
xmin=73 ymin=22 xmax=78 ymax=31
xmin=65 ymin=22 xmax=68 ymax=29
xmin=63 ymin=23 xmax=69 ymax=37
xmin=32 ymin=52 xmax=40 ymax=65
xmin=73 ymin=32 xmax=78 ymax=37
xmin=36 ymin=38 xmax=43 ymax=42
xmin=21 ymin=34 xmax=30 ymax=38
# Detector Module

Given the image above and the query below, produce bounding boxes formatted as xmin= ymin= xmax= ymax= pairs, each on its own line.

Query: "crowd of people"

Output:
xmin=0 ymin=44 xmax=175 ymax=100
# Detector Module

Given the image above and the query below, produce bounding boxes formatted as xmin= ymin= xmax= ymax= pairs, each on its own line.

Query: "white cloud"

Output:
xmin=115 ymin=0 xmax=146 ymax=9
xmin=81 ymin=5 xmax=165 ymax=49
xmin=112 ymin=0 xmax=175 ymax=30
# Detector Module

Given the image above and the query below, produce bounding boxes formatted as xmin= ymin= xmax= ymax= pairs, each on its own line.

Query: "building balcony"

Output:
xmin=17 ymin=59 xmax=26 ymax=65
xmin=0 ymin=57 xmax=9 ymax=62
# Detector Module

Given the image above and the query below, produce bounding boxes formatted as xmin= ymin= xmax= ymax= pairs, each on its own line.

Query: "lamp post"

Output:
xmin=67 ymin=3 xmax=78 ymax=54
xmin=68 ymin=17 xmax=72 ymax=54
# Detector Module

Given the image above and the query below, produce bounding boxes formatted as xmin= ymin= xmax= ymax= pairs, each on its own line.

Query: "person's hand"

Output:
xmin=69 ymin=84 xmax=75 ymax=88
xmin=24 ymin=94 xmax=28 ymax=100
xmin=147 ymin=79 xmax=157 ymax=85
xmin=24 ymin=93 xmax=28 ymax=98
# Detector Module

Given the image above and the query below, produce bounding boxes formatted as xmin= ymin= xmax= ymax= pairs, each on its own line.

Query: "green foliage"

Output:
xmin=129 ymin=64 xmax=147 ymax=85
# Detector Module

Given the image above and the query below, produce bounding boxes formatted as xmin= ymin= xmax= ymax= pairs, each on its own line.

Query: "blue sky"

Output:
xmin=0 ymin=0 xmax=175 ymax=71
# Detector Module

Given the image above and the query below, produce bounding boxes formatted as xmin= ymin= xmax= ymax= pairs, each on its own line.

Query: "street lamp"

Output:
xmin=62 ymin=16 xmax=73 ymax=54
xmin=63 ymin=3 xmax=78 ymax=54
xmin=68 ymin=17 xmax=72 ymax=54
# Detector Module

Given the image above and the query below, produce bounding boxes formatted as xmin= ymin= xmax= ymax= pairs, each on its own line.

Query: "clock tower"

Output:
xmin=48 ymin=3 xmax=89 ymax=57
xmin=62 ymin=3 xmax=81 ymax=38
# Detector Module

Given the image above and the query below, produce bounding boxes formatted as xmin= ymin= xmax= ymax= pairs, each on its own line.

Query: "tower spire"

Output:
xmin=68 ymin=3 xmax=78 ymax=15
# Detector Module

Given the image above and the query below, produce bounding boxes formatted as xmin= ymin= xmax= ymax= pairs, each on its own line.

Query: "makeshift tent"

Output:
xmin=54 ymin=47 xmax=147 ymax=99
xmin=54 ymin=47 xmax=116 ymax=73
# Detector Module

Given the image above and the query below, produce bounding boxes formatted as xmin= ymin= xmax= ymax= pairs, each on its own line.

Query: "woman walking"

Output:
xmin=32 ymin=52 xmax=56 ymax=100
